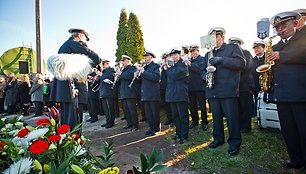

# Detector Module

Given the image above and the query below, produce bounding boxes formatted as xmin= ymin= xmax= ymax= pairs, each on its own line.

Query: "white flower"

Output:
xmin=74 ymin=145 xmax=86 ymax=156
xmin=18 ymin=149 xmax=25 ymax=154
xmin=1 ymin=117 xmax=6 ymax=121
xmin=5 ymin=123 xmax=13 ymax=129
xmin=48 ymin=143 xmax=57 ymax=150
xmin=25 ymin=128 xmax=49 ymax=141
xmin=15 ymin=122 xmax=24 ymax=128
xmin=0 ymin=128 xmax=6 ymax=132
xmin=12 ymin=137 xmax=29 ymax=148
xmin=8 ymin=129 xmax=18 ymax=136
xmin=3 ymin=157 xmax=32 ymax=174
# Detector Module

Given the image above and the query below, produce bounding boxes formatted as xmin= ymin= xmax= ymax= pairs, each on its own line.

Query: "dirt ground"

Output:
xmin=82 ymin=113 xmax=199 ymax=174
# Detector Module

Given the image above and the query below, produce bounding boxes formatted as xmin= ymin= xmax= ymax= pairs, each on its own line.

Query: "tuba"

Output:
xmin=256 ymin=35 xmax=277 ymax=93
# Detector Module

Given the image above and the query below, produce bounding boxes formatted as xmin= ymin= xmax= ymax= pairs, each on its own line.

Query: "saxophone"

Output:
xmin=256 ymin=35 xmax=277 ymax=93
xmin=205 ymin=50 xmax=216 ymax=88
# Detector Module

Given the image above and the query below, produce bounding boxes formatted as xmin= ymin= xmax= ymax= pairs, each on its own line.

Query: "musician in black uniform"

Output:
xmin=294 ymin=9 xmax=306 ymax=31
xmin=184 ymin=44 xmax=208 ymax=131
xmin=118 ymin=55 xmax=139 ymax=131
xmin=50 ymin=28 xmax=101 ymax=130
xmin=160 ymin=53 xmax=173 ymax=125
xmin=228 ymin=37 xmax=255 ymax=133
xmin=201 ymin=27 xmax=245 ymax=155
xmin=86 ymin=69 xmax=100 ymax=123
xmin=165 ymin=48 xmax=189 ymax=144
xmin=139 ymin=50 xmax=161 ymax=136
xmin=99 ymin=60 xmax=116 ymax=128
xmin=267 ymin=11 xmax=306 ymax=169
xmin=251 ymin=40 xmax=266 ymax=114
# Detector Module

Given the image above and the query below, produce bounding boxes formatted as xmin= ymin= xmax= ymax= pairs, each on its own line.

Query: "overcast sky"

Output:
xmin=0 ymin=0 xmax=305 ymax=66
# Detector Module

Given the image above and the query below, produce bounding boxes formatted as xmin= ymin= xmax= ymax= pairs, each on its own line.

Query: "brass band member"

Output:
xmin=228 ymin=37 xmax=255 ymax=133
xmin=140 ymin=50 xmax=161 ymax=136
xmin=87 ymin=68 xmax=101 ymax=123
xmin=267 ymin=11 xmax=306 ymax=169
xmin=184 ymin=44 xmax=209 ymax=131
xmin=294 ymin=9 xmax=306 ymax=31
xmin=118 ymin=55 xmax=139 ymax=131
xmin=165 ymin=48 xmax=189 ymax=144
xmin=99 ymin=60 xmax=116 ymax=128
xmin=201 ymin=27 xmax=245 ymax=155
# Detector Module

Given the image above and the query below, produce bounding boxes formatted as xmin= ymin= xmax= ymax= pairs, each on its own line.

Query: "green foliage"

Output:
xmin=127 ymin=12 xmax=145 ymax=64
xmin=92 ymin=138 xmax=115 ymax=169
xmin=132 ymin=148 xmax=167 ymax=174
xmin=115 ymin=9 xmax=129 ymax=62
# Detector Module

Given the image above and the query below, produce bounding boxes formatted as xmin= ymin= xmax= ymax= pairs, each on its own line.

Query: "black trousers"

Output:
xmin=253 ymin=90 xmax=260 ymax=116
xmin=160 ymin=89 xmax=172 ymax=123
xmin=101 ymin=98 xmax=115 ymax=126
xmin=88 ymin=98 xmax=99 ymax=120
xmin=144 ymin=101 xmax=160 ymax=132
xmin=60 ymin=102 xmax=84 ymax=131
xmin=33 ymin=101 xmax=44 ymax=116
xmin=0 ymin=98 xmax=4 ymax=113
xmin=277 ymin=102 xmax=306 ymax=167
xmin=238 ymin=91 xmax=255 ymax=131
xmin=209 ymin=98 xmax=241 ymax=147
xmin=121 ymin=98 xmax=138 ymax=128
xmin=189 ymin=91 xmax=208 ymax=125
xmin=170 ymin=101 xmax=189 ymax=139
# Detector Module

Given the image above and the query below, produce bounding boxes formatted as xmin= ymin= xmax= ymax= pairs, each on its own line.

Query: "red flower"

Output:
xmin=17 ymin=128 xmax=30 ymax=138
xmin=0 ymin=141 xmax=6 ymax=151
xmin=80 ymin=140 xmax=85 ymax=145
xmin=29 ymin=140 xmax=49 ymax=155
xmin=48 ymin=106 xmax=59 ymax=122
xmin=35 ymin=118 xmax=50 ymax=126
xmin=57 ymin=124 xmax=70 ymax=134
xmin=48 ymin=134 xmax=61 ymax=143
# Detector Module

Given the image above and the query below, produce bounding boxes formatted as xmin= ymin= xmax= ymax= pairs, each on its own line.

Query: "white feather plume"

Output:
xmin=47 ymin=54 xmax=92 ymax=81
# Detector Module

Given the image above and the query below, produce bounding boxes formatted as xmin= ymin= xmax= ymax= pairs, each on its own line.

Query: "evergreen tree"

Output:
xmin=115 ymin=9 xmax=129 ymax=62
xmin=127 ymin=12 xmax=145 ymax=63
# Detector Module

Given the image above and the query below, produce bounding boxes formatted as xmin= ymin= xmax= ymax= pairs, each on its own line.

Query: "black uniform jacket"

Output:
xmin=268 ymin=30 xmax=306 ymax=102
xmin=119 ymin=65 xmax=138 ymax=99
xmin=50 ymin=37 xmax=101 ymax=104
xmin=165 ymin=58 xmax=189 ymax=102
xmin=201 ymin=43 xmax=246 ymax=98
xmin=140 ymin=61 xmax=161 ymax=101
xmin=188 ymin=55 xmax=205 ymax=91
xmin=99 ymin=67 xmax=115 ymax=98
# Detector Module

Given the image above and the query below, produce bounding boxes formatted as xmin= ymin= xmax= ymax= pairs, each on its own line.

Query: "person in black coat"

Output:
xmin=160 ymin=53 xmax=173 ymax=125
xmin=87 ymin=69 xmax=100 ymax=123
xmin=118 ymin=55 xmax=139 ymax=131
xmin=266 ymin=11 xmax=306 ymax=169
xmin=99 ymin=60 xmax=116 ymax=128
xmin=201 ymin=27 xmax=245 ymax=156
xmin=184 ymin=44 xmax=208 ymax=131
xmin=139 ymin=50 xmax=161 ymax=136
xmin=251 ymin=40 xmax=266 ymax=115
xmin=4 ymin=72 xmax=18 ymax=115
xmin=49 ymin=28 xmax=101 ymax=131
xmin=165 ymin=48 xmax=189 ymax=144
xmin=18 ymin=75 xmax=31 ymax=116
xmin=228 ymin=37 xmax=255 ymax=133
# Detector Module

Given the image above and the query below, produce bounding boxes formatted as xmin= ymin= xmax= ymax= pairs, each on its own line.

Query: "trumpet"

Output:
xmin=89 ymin=68 xmax=102 ymax=92
xmin=128 ymin=61 xmax=145 ymax=88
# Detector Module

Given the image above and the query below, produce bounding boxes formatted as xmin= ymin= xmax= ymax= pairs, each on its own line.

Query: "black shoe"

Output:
xmin=179 ymin=138 xmax=186 ymax=144
xmin=122 ymin=125 xmax=131 ymax=129
xmin=281 ymin=160 xmax=303 ymax=169
xmin=202 ymin=124 xmax=209 ymax=131
xmin=145 ymin=129 xmax=154 ymax=135
xmin=115 ymin=115 xmax=120 ymax=118
xmin=189 ymin=122 xmax=199 ymax=129
xmin=172 ymin=135 xmax=180 ymax=140
xmin=228 ymin=146 xmax=240 ymax=156
xmin=209 ymin=141 xmax=224 ymax=148
xmin=164 ymin=120 xmax=172 ymax=125
xmin=147 ymin=132 xmax=156 ymax=136
xmin=131 ymin=127 xmax=138 ymax=131
xmin=121 ymin=117 xmax=126 ymax=120
xmin=101 ymin=123 xmax=108 ymax=127
xmin=105 ymin=124 xmax=114 ymax=129
xmin=90 ymin=118 xmax=98 ymax=123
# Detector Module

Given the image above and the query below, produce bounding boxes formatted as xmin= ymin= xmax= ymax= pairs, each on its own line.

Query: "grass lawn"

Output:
xmin=165 ymin=113 xmax=304 ymax=174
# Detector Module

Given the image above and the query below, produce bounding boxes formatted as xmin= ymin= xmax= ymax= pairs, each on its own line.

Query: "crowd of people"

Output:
xmin=1 ymin=9 xmax=305 ymax=170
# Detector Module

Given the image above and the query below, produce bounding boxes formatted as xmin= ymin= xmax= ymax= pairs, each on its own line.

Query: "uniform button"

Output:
xmin=275 ymin=83 xmax=277 ymax=86
xmin=274 ymin=99 xmax=277 ymax=101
